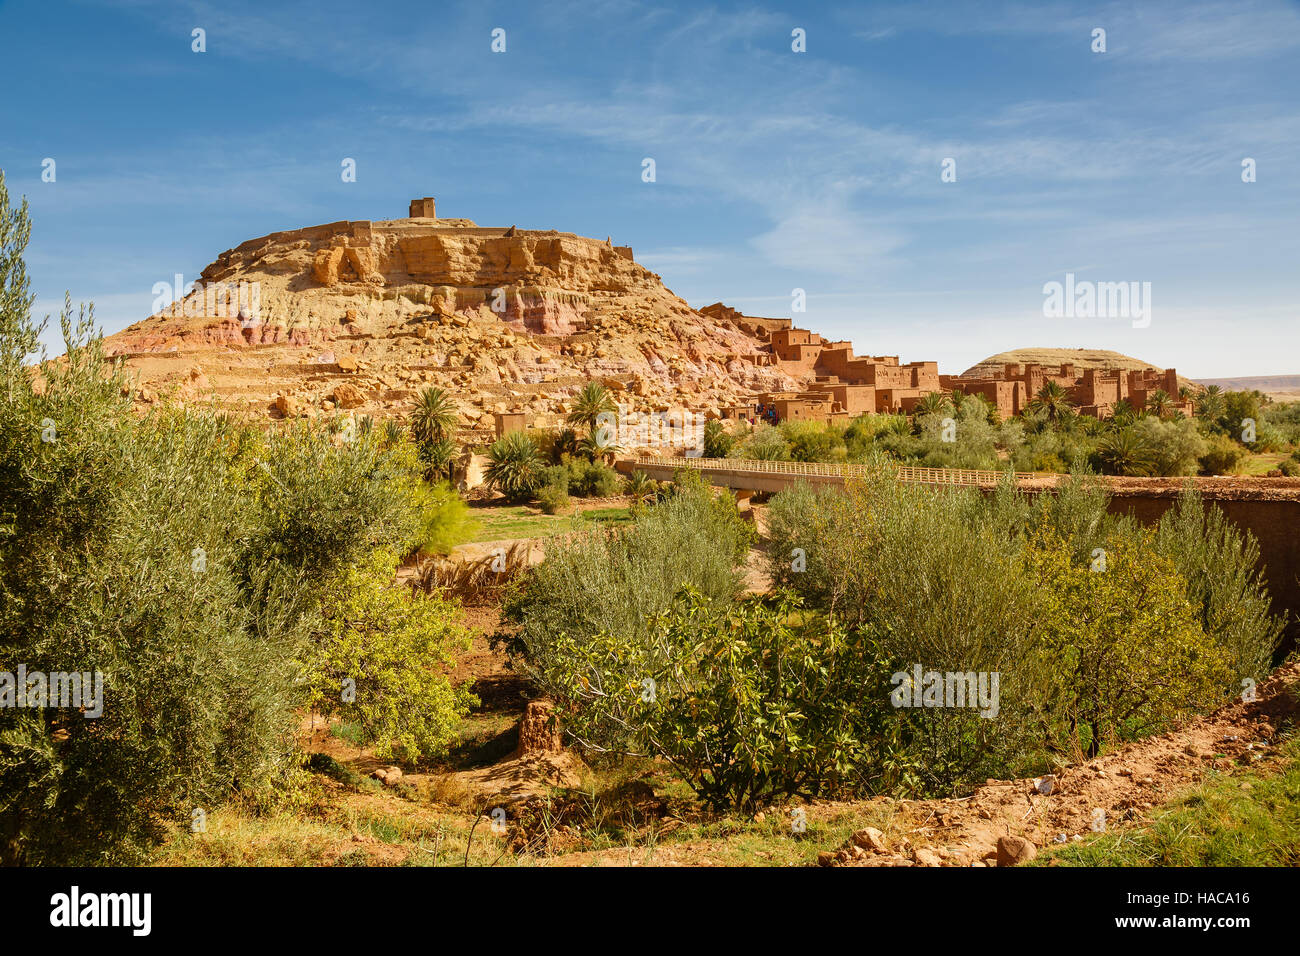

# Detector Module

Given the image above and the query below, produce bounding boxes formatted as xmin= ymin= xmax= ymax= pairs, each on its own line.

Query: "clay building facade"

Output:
xmin=944 ymin=363 xmax=1191 ymax=420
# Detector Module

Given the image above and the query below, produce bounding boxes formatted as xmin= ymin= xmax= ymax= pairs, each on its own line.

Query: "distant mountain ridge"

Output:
xmin=1194 ymin=375 xmax=1300 ymax=401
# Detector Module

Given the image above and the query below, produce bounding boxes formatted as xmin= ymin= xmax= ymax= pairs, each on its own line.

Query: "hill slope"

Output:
xmin=102 ymin=213 xmax=807 ymax=436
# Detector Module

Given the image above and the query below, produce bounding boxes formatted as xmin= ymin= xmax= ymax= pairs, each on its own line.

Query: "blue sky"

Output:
xmin=1 ymin=0 xmax=1297 ymax=377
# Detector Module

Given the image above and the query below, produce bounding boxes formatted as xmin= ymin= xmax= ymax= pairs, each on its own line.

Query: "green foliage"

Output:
xmin=1096 ymin=426 xmax=1155 ymax=476
xmin=702 ymin=418 xmax=733 ymax=458
xmin=729 ymin=423 xmax=791 ymax=460
xmin=1219 ymin=390 xmax=1262 ymax=438
xmin=623 ymin=469 xmax=657 ymax=499
xmin=483 ymin=431 xmax=543 ymax=501
xmin=307 ymin=550 xmax=474 ymax=761
xmin=0 ymin=182 xmax=464 ymax=862
xmin=566 ymin=381 xmax=617 ymax=433
xmin=410 ymin=481 xmax=480 ymax=556
xmin=1027 ymin=531 xmax=1232 ymax=757
xmin=409 ymin=387 xmax=459 ymax=479
xmin=1133 ymin=415 xmax=1206 ymax=477
xmin=1198 ymin=432 xmax=1246 ymax=475
xmin=409 ymin=386 xmax=458 ymax=445
xmin=765 ymin=469 xmax=1249 ymax=791
xmin=498 ymin=481 xmax=752 ymax=752
xmin=538 ymin=591 xmax=911 ymax=811
xmin=1151 ymin=490 xmax=1284 ymax=683
xmin=568 ymin=459 xmax=620 ymax=497
xmin=1027 ymin=380 xmax=1072 ymax=424
xmin=536 ymin=483 xmax=571 ymax=515
xmin=783 ymin=421 xmax=847 ymax=462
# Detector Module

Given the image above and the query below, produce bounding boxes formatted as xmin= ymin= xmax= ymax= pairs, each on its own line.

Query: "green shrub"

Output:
xmin=307 ymin=550 xmax=475 ymax=762
xmin=1198 ymin=432 xmax=1246 ymax=475
xmin=411 ymin=481 xmax=480 ymax=556
xmin=1027 ymin=531 xmax=1232 ymax=757
xmin=1134 ymin=415 xmax=1206 ymax=476
xmin=568 ymin=459 xmax=620 ymax=497
xmin=484 ymin=431 xmax=543 ymax=501
xmin=729 ymin=423 xmax=790 ymax=461
xmin=702 ymin=418 xmax=733 ymax=458
xmin=538 ymin=590 xmax=913 ymax=811
xmin=498 ymin=482 xmax=751 ymax=751
xmin=535 ymin=483 xmax=571 ymax=514
xmin=783 ymin=421 xmax=846 ymax=462
xmin=1152 ymin=490 xmax=1284 ymax=683
xmin=0 ymin=175 xmax=460 ymax=862
xmin=765 ymin=467 xmax=1245 ymax=790
xmin=623 ymin=469 xmax=657 ymax=499
xmin=539 ymin=464 xmax=570 ymax=494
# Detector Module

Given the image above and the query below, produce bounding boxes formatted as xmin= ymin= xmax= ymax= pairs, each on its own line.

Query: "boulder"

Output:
xmin=852 ymin=827 xmax=888 ymax=853
xmin=332 ymin=383 xmax=366 ymax=409
xmin=996 ymin=835 xmax=1037 ymax=867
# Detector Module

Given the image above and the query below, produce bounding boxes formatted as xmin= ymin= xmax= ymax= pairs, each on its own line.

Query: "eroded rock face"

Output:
xmin=102 ymin=214 xmax=809 ymax=435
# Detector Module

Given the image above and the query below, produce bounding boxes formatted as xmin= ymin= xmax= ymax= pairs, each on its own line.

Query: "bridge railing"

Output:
xmin=630 ymin=456 xmax=1038 ymax=487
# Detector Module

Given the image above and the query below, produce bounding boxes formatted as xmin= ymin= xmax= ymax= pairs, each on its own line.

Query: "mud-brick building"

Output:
xmin=944 ymin=363 xmax=1192 ymax=419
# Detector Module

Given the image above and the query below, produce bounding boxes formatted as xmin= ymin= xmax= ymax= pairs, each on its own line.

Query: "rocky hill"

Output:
xmin=103 ymin=207 xmax=808 ymax=437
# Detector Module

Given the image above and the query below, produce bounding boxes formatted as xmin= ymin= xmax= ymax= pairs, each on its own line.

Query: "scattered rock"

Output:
xmin=996 ymin=835 xmax=1037 ymax=867
xmin=852 ymin=827 xmax=888 ymax=853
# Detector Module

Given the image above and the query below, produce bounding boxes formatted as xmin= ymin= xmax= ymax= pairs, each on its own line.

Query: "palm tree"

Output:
xmin=914 ymin=391 xmax=952 ymax=418
xmin=1027 ymin=380 xmax=1072 ymax=425
xmin=552 ymin=426 xmax=580 ymax=462
xmin=410 ymin=386 xmax=458 ymax=445
xmin=578 ymin=427 xmax=624 ymax=464
xmin=1097 ymin=426 xmax=1155 ymax=476
xmin=380 ymin=419 xmax=408 ymax=449
xmin=410 ymin=386 xmax=459 ymax=480
xmin=422 ymin=439 xmax=457 ymax=481
xmin=1145 ymin=389 xmax=1174 ymax=420
xmin=484 ymin=431 xmax=543 ymax=501
xmin=1196 ymin=385 xmax=1225 ymax=423
xmin=624 ymin=470 xmax=658 ymax=503
xmin=566 ymin=381 xmax=617 ymax=433
xmin=1109 ymin=398 xmax=1138 ymax=426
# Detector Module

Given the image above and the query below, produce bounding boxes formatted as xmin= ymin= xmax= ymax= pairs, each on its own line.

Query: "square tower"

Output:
xmin=408 ymin=197 xmax=437 ymax=219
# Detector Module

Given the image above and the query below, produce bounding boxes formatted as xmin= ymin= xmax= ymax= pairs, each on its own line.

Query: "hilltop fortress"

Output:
xmin=103 ymin=197 xmax=1190 ymax=437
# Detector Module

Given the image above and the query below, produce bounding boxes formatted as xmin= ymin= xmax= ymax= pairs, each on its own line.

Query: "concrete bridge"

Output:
xmin=615 ymin=456 xmax=1300 ymax=649
xmin=616 ymin=456 xmax=1040 ymax=494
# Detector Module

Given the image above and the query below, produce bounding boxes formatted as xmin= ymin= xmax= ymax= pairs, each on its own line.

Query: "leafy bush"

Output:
xmin=538 ymin=591 xmax=912 ymax=811
xmin=702 ymin=418 xmax=733 ymax=458
xmin=0 ymin=173 xmax=463 ymax=862
xmin=498 ymin=481 xmax=751 ymax=751
xmin=411 ymin=481 xmax=480 ymax=556
xmin=783 ymin=421 xmax=846 ymax=462
xmin=765 ymin=468 xmax=1246 ymax=790
xmin=568 ymin=459 xmax=620 ymax=497
xmin=483 ymin=431 xmax=543 ymax=501
xmin=1027 ymin=531 xmax=1232 ymax=757
xmin=535 ymin=483 xmax=571 ymax=514
xmin=1151 ymin=490 xmax=1284 ymax=683
xmin=1134 ymin=415 xmax=1206 ymax=476
xmin=729 ymin=423 xmax=790 ymax=461
xmin=307 ymin=550 xmax=474 ymax=761
xmin=1198 ymin=432 xmax=1246 ymax=475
